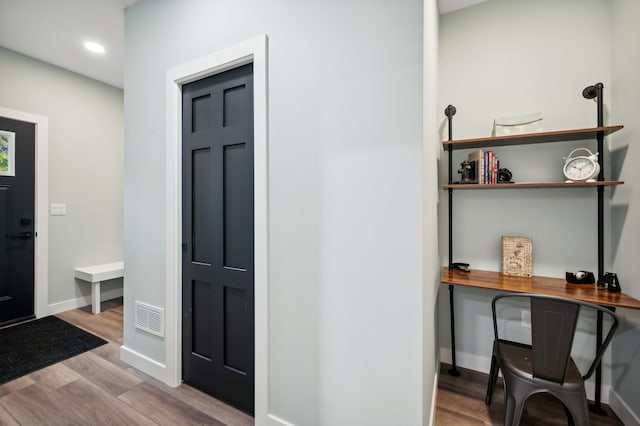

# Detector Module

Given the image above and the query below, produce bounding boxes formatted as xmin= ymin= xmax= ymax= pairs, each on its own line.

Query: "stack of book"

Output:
xmin=468 ymin=149 xmax=499 ymax=184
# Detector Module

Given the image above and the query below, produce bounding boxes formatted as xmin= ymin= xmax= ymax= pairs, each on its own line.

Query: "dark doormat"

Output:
xmin=0 ymin=316 xmax=107 ymax=385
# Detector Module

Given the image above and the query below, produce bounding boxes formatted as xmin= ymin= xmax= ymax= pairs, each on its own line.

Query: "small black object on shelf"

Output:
xmin=566 ymin=270 xmax=595 ymax=284
xmin=497 ymin=168 xmax=513 ymax=184
xmin=598 ymin=272 xmax=621 ymax=293
xmin=457 ymin=161 xmax=477 ymax=184
xmin=452 ymin=262 xmax=470 ymax=273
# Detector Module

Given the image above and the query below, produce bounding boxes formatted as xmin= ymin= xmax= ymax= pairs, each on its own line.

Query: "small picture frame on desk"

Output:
xmin=502 ymin=236 xmax=533 ymax=277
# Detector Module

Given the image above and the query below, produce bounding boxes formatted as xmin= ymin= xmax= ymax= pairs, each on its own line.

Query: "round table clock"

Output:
xmin=563 ymin=148 xmax=600 ymax=182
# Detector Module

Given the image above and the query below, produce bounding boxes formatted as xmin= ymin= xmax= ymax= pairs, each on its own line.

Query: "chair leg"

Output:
xmin=485 ymin=354 xmax=499 ymax=405
xmin=504 ymin=392 xmax=518 ymax=426
xmin=503 ymin=375 xmax=529 ymax=426
xmin=559 ymin=390 xmax=589 ymax=426
xmin=561 ymin=404 xmax=575 ymax=426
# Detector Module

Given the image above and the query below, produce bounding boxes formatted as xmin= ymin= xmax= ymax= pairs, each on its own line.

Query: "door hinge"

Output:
xmin=182 ymin=243 xmax=188 ymax=254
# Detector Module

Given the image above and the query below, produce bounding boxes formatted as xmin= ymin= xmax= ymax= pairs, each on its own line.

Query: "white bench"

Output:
xmin=74 ymin=261 xmax=124 ymax=314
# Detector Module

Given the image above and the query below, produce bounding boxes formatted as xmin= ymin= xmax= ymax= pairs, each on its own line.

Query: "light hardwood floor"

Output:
xmin=2 ymin=301 xmax=624 ymax=425
xmin=0 ymin=299 xmax=253 ymax=426
xmin=435 ymin=363 xmax=623 ymax=425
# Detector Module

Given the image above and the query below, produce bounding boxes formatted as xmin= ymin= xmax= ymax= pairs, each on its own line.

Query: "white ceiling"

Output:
xmin=0 ymin=0 xmax=136 ymax=88
xmin=0 ymin=0 xmax=485 ymax=90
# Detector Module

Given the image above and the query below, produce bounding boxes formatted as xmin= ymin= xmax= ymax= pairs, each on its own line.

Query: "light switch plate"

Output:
xmin=51 ymin=203 xmax=66 ymax=216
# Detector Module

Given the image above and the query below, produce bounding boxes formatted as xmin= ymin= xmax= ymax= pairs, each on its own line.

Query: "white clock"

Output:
xmin=563 ymin=148 xmax=600 ymax=182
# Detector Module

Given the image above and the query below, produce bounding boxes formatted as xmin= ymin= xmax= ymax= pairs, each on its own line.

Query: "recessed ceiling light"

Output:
xmin=84 ymin=41 xmax=105 ymax=54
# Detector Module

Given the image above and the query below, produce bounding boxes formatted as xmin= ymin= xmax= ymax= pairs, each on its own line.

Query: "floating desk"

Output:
xmin=442 ymin=268 xmax=640 ymax=309
xmin=442 ymin=267 xmax=640 ymax=414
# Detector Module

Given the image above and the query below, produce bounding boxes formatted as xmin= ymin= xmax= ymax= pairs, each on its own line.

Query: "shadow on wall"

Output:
xmin=611 ymin=313 xmax=640 ymax=389
xmin=610 ymin=144 xmax=628 ymax=182
xmin=610 ymin=204 xmax=629 ymax=264
xmin=609 ymin=144 xmax=629 ymax=262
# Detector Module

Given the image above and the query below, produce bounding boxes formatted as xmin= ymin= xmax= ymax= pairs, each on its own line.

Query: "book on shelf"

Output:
xmin=491 ymin=152 xmax=498 ymax=184
xmin=487 ymin=151 xmax=494 ymax=184
xmin=468 ymin=149 xmax=484 ymax=184
xmin=484 ymin=151 xmax=489 ymax=183
xmin=468 ymin=149 xmax=500 ymax=184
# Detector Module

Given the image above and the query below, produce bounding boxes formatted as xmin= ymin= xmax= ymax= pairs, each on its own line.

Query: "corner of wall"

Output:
xmin=120 ymin=345 xmax=169 ymax=384
xmin=609 ymin=388 xmax=640 ymax=426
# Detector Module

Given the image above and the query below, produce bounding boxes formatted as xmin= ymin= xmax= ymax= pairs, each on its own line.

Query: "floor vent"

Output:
xmin=135 ymin=301 xmax=165 ymax=337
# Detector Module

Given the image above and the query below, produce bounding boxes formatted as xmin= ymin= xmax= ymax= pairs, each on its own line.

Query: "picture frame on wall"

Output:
xmin=502 ymin=236 xmax=533 ymax=277
xmin=0 ymin=130 xmax=15 ymax=177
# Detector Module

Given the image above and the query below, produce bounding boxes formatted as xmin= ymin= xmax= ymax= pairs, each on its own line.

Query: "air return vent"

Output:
xmin=135 ymin=301 xmax=165 ymax=337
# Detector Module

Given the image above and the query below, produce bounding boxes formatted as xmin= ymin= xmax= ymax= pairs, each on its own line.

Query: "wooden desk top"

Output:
xmin=442 ymin=267 xmax=640 ymax=310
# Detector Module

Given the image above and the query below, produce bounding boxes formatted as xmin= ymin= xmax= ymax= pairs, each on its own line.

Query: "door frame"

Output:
xmin=0 ymin=106 xmax=48 ymax=319
xmin=165 ymin=35 xmax=268 ymax=421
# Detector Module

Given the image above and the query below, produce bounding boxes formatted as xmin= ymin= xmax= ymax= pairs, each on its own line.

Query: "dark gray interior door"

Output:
xmin=182 ymin=63 xmax=254 ymax=414
xmin=0 ymin=116 xmax=35 ymax=326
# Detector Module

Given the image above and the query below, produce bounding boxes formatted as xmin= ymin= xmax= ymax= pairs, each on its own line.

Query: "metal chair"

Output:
xmin=484 ymin=294 xmax=619 ymax=425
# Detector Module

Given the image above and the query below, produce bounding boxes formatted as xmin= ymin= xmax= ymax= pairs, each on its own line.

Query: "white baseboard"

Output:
xmin=439 ymin=347 xmax=610 ymax=404
xmin=267 ymin=414 xmax=296 ymax=426
xmin=439 ymin=348 xmax=492 ymax=374
xmin=120 ymin=345 xmax=169 ymax=384
xmin=119 ymin=345 xmax=295 ymax=426
xmin=609 ymin=388 xmax=640 ymax=426
xmin=48 ymin=287 xmax=123 ymax=315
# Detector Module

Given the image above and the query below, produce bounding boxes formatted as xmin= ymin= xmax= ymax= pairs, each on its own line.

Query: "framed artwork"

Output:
xmin=0 ymin=130 xmax=15 ymax=176
xmin=501 ymin=236 xmax=533 ymax=277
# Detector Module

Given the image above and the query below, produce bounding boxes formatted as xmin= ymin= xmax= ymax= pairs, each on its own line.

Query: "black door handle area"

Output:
xmin=9 ymin=232 xmax=32 ymax=239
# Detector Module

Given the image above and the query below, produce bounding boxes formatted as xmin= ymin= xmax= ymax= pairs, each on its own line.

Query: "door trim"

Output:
xmin=165 ymin=34 xmax=268 ymax=421
xmin=0 ymin=106 xmax=48 ymax=319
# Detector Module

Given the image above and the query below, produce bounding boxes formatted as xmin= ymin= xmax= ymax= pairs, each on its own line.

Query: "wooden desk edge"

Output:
xmin=441 ymin=267 xmax=640 ymax=311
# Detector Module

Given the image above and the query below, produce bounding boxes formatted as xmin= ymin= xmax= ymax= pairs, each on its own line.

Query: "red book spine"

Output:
xmin=492 ymin=153 xmax=497 ymax=184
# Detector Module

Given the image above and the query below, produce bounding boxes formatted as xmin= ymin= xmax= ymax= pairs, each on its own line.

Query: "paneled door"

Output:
xmin=182 ymin=64 xmax=254 ymax=414
xmin=0 ymin=116 xmax=35 ymax=325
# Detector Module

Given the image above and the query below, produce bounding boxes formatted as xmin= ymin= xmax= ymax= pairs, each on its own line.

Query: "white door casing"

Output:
xmin=0 ymin=106 xmax=48 ymax=319
xmin=165 ymin=34 xmax=268 ymax=422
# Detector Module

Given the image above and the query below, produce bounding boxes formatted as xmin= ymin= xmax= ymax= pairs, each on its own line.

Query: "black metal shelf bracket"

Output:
xmin=583 ymin=82 xmax=608 ymax=417
xmin=444 ymin=105 xmax=460 ymax=377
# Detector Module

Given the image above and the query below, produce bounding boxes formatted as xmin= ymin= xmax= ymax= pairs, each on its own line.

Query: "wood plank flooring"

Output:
xmin=1 ymin=299 xmax=625 ymax=425
xmin=0 ymin=298 xmax=253 ymax=426
xmin=435 ymin=363 xmax=624 ymax=425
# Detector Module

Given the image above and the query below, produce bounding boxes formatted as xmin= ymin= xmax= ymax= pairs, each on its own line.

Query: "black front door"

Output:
xmin=0 ymin=116 xmax=35 ymax=326
xmin=182 ymin=64 xmax=254 ymax=414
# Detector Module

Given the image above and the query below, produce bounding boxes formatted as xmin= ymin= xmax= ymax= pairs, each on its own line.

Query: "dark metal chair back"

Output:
xmin=487 ymin=294 xmax=619 ymax=425
xmin=492 ymin=294 xmax=619 ymax=381
xmin=531 ymin=297 xmax=580 ymax=383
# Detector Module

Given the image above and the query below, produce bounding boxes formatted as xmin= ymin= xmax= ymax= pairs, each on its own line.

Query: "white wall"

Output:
xmin=437 ymin=0 xmax=620 ymax=399
xmin=124 ymin=1 xmax=429 ymax=425
xmin=423 ymin=0 xmax=441 ymax=424
xmin=610 ymin=0 xmax=640 ymax=422
xmin=0 ymin=47 xmax=124 ymax=309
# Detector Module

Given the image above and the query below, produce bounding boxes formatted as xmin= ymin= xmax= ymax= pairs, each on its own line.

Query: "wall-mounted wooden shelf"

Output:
xmin=442 ymin=181 xmax=624 ymax=189
xmin=441 ymin=267 xmax=640 ymax=310
xmin=442 ymin=95 xmax=628 ymax=411
xmin=442 ymin=125 xmax=624 ymax=151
